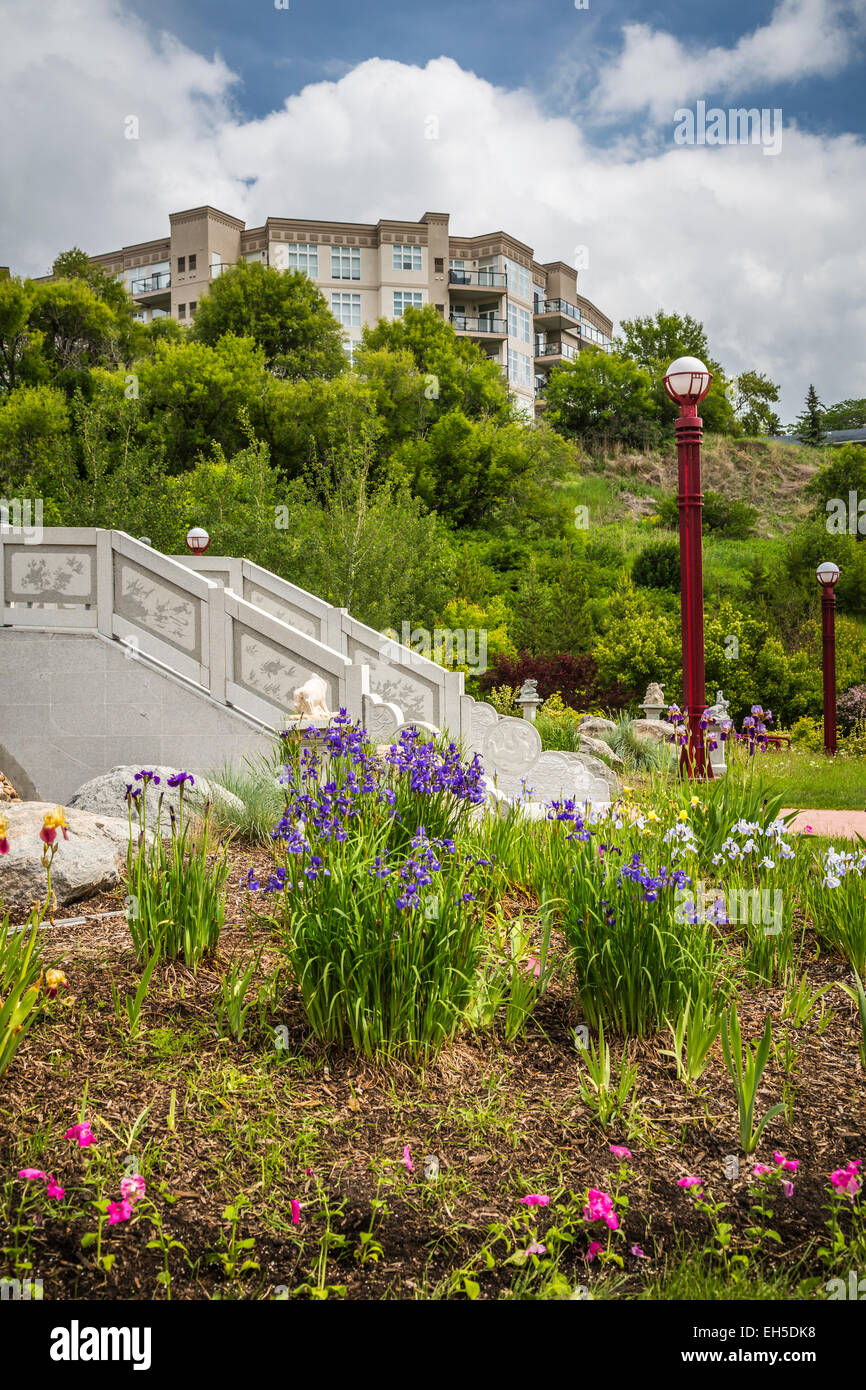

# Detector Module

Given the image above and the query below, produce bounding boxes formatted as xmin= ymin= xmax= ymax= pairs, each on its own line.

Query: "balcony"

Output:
xmin=534 ymin=298 xmax=581 ymax=324
xmin=129 ymin=271 xmax=171 ymax=296
xmin=451 ymin=314 xmax=508 ymax=336
xmin=580 ymin=322 xmax=612 ymax=350
xmin=448 ymin=269 xmax=507 ymax=290
xmin=534 ymin=339 xmax=580 ymax=362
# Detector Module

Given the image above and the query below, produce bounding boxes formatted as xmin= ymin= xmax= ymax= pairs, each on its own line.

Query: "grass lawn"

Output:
xmin=743 ymin=747 xmax=866 ymax=811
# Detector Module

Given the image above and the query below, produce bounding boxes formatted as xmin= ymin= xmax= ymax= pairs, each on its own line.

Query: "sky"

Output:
xmin=1 ymin=0 xmax=865 ymax=423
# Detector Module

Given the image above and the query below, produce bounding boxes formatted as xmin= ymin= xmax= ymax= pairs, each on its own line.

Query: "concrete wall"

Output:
xmin=0 ymin=629 xmax=274 ymax=804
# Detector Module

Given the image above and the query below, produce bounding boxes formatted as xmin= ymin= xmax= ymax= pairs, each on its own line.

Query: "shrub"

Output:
xmin=632 ymin=539 xmax=680 ymax=591
xmin=656 ymin=490 xmax=758 ymax=538
xmin=479 ymin=650 xmax=633 ymax=710
xmin=838 ymin=684 xmax=866 ymax=735
xmin=789 ymin=716 xmax=824 ymax=750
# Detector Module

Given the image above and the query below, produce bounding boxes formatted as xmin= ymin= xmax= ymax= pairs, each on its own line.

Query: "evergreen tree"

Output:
xmin=792 ymin=384 xmax=825 ymax=445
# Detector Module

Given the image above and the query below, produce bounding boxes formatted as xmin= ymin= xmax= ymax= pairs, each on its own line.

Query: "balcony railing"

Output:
xmin=449 ymin=269 xmax=507 ymax=288
xmin=534 ymin=340 xmax=580 ymax=361
xmin=129 ymin=271 xmax=170 ymax=295
xmin=535 ymin=298 xmax=581 ymax=322
xmin=451 ymin=314 xmax=508 ymax=334
xmin=580 ymin=322 xmax=612 ymax=348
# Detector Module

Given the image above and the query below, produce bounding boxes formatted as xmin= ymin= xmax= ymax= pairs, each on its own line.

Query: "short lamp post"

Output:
xmin=185 ymin=527 xmax=211 ymax=557
xmin=663 ymin=356 xmax=713 ymax=779
xmin=816 ymin=561 xmax=841 ymax=754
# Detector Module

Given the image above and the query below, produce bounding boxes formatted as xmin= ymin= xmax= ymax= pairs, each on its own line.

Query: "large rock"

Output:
xmin=630 ymin=719 xmax=676 ymax=744
xmin=67 ymin=765 xmax=244 ymax=837
xmin=578 ymin=716 xmax=617 ymax=735
xmin=0 ymin=802 xmax=133 ymax=914
xmin=578 ymin=733 xmax=624 ymax=768
xmin=0 ymin=771 xmax=20 ymax=801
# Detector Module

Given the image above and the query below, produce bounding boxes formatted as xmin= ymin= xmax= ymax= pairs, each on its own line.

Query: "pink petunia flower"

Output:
xmin=107 ymin=1199 xmax=133 ymax=1225
xmin=120 ymin=1175 xmax=146 ymax=1204
xmin=19 ymin=1168 xmax=47 ymax=1182
xmin=290 ymin=1199 xmax=301 ymax=1225
xmin=521 ymin=956 xmax=542 ymax=979
xmin=609 ymin=1145 xmax=632 ymax=1160
xmin=520 ymin=1194 xmax=550 ymax=1207
xmin=678 ymin=1175 xmax=703 ymax=1191
xmin=773 ymin=1151 xmax=799 ymax=1172
xmin=630 ymin=1244 xmax=647 ymax=1258
xmin=781 ymin=1181 xmax=794 ymax=1198
xmin=45 ymin=1175 xmax=65 ymax=1200
xmin=830 ymin=1161 xmax=862 ymax=1197
xmin=752 ymin=1164 xmax=772 ymax=1177
xmin=304 ymin=1167 xmax=314 ymax=1176
xmin=65 ymin=1123 xmax=96 ymax=1148
xmin=403 ymin=1145 xmax=414 ymax=1173
xmin=584 ymin=1188 xmax=619 ymax=1229
xmin=585 ymin=1241 xmax=602 ymax=1262
xmin=526 ymin=1242 xmax=547 ymax=1256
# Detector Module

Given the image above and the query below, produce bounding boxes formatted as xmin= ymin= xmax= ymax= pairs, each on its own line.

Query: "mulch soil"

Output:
xmin=1 ymin=840 xmax=863 ymax=1301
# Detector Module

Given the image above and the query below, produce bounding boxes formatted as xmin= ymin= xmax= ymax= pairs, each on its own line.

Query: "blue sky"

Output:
xmin=140 ymin=0 xmax=866 ymax=139
xmin=2 ymin=0 xmax=865 ymax=419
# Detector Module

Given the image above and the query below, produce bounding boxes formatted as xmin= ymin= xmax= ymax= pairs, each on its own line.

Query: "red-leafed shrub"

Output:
xmin=478 ymin=651 xmax=636 ymax=711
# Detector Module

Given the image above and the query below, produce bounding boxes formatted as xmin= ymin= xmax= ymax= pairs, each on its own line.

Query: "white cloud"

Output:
xmin=590 ymin=0 xmax=866 ymax=122
xmin=1 ymin=0 xmax=864 ymax=421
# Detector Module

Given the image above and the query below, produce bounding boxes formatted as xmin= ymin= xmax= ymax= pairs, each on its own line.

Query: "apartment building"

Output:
xmin=75 ymin=205 xmax=613 ymax=415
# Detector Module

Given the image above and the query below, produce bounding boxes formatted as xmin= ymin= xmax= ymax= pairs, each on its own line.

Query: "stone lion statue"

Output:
xmin=292 ymin=676 xmax=331 ymax=719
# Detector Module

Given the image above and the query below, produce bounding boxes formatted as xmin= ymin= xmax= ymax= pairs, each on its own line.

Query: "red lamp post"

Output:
xmin=663 ymin=356 xmax=713 ymax=779
xmin=816 ymin=561 xmax=841 ymax=754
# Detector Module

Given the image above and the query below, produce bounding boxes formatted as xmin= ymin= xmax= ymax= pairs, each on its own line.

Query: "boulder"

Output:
xmin=0 ymin=802 xmax=133 ymax=915
xmin=578 ymin=716 xmax=617 ymax=735
xmin=578 ymin=733 xmax=624 ymax=769
xmin=0 ymin=771 xmax=20 ymax=801
xmin=67 ymin=765 xmax=244 ymax=837
xmin=630 ymin=719 xmax=676 ymax=744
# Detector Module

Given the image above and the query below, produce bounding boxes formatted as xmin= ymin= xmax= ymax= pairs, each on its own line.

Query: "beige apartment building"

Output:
xmin=78 ymin=205 xmax=613 ymax=414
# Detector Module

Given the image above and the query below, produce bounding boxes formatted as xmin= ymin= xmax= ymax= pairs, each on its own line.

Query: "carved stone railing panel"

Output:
xmin=113 ymin=553 xmax=202 ymax=659
xmin=0 ymin=528 xmax=99 ymax=628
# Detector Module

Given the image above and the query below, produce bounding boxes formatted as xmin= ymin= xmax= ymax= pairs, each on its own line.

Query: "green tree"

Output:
xmin=805 ymin=444 xmax=866 ymax=537
xmin=28 ymin=278 xmax=124 ymax=389
xmin=544 ymin=348 xmax=663 ymax=451
xmin=0 ymin=383 xmax=70 ymax=487
xmin=190 ymin=260 xmax=346 ymax=380
xmin=294 ymin=432 xmax=456 ymax=631
xmin=821 ymin=399 xmax=866 ymax=431
xmin=615 ymin=309 xmax=738 ymax=434
xmin=390 ymin=409 xmax=570 ymax=529
xmin=0 ymin=277 xmax=44 ymax=392
xmin=358 ymin=306 xmax=513 ymax=423
xmin=591 ymin=581 xmax=682 ymax=694
xmin=792 ymin=384 xmax=825 ymax=445
xmin=732 ymin=370 xmax=782 ymax=436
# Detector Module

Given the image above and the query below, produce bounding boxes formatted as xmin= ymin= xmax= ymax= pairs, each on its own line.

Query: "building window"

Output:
xmin=188 ymin=254 xmax=197 ymax=271
xmin=177 ymin=256 xmax=186 ymax=273
xmin=331 ymin=246 xmax=360 ymax=280
xmin=393 ymin=244 xmax=422 ymax=272
xmin=449 ymin=258 xmax=465 ymax=270
xmin=534 ymin=284 xmax=546 ymax=311
xmin=505 ymin=259 xmax=531 ymax=299
xmin=331 ymin=292 xmax=361 ymax=328
xmin=508 ymin=304 xmax=530 ymax=341
xmin=393 ymin=290 xmax=423 ymax=317
xmin=508 ymin=348 xmax=531 ymax=387
xmin=189 ymin=301 xmax=197 ymax=316
xmin=434 ymin=257 xmax=444 ymax=273
xmin=177 ymin=304 xmax=186 ymax=320
xmin=286 ymin=243 xmax=319 ymax=276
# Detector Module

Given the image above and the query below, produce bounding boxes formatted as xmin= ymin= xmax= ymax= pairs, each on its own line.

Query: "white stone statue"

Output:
xmin=292 ymin=676 xmax=331 ymax=719
xmin=644 ymin=682 xmax=665 ymax=706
